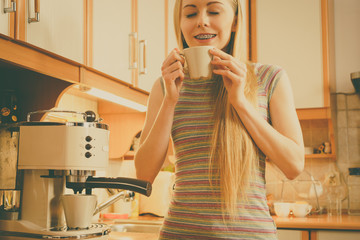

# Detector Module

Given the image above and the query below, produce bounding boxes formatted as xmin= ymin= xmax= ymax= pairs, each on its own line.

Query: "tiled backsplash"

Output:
xmin=335 ymin=93 xmax=360 ymax=173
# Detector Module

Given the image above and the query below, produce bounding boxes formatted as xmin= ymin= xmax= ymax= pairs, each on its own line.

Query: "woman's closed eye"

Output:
xmin=184 ymin=11 xmax=220 ymax=18
xmin=185 ymin=12 xmax=197 ymax=18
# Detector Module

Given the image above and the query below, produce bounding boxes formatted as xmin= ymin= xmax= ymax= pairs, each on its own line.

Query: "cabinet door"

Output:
xmin=137 ymin=0 xmax=166 ymax=92
xmin=256 ymin=0 xmax=324 ymax=108
xmin=318 ymin=230 xmax=360 ymax=240
xmin=277 ymin=229 xmax=302 ymax=240
xmin=0 ymin=0 xmax=14 ymax=37
xmin=26 ymin=0 xmax=84 ymax=63
xmin=92 ymin=0 xmax=132 ymax=84
xmin=167 ymin=0 xmax=177 ymax=55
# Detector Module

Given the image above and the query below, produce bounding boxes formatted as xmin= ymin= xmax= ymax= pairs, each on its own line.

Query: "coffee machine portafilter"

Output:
xmin=0 ymin=110 xmax=152 ymax=240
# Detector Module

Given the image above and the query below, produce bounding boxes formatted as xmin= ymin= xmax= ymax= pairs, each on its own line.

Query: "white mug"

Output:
xmin=274 ymin=202 xmax=291 ymax=217
xmin=292 ymin=203 xmax=312 ymax=217
xmin=61 ymin=194 xmax=97 ymax=229
xmin=183 ymin=46 xmax=213 ymax=80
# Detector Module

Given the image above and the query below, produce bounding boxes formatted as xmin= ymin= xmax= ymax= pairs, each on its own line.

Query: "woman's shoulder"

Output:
xmin=252 ymin=63 xmax=288 ymax=96
xmin=251 ymin=63 xmax=285 ymax=78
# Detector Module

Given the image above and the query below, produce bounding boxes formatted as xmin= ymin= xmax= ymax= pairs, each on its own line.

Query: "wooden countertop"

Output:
xmin=274 ymin=214 xmax=360 ymax=231
xmin=107 ymin=214 xmax=360 ymax=239
xmin=109 ymin=232 xmax=159 ymax=240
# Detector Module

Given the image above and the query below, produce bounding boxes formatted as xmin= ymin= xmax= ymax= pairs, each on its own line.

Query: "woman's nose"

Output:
xmin=197 ymin=12 xmax=209 ymax=27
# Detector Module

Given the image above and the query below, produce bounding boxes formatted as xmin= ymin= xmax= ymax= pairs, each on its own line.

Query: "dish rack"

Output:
xmin=279 ymin=171 xmax=325 ymax=214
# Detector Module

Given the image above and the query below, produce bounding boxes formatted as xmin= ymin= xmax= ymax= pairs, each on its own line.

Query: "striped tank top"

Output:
xmin=159 ymin=64 xmax=284 ymax=240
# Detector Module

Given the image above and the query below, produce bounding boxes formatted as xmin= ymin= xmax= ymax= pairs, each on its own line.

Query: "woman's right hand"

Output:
xmin=161 ymin=48 xmax=185 ymax=105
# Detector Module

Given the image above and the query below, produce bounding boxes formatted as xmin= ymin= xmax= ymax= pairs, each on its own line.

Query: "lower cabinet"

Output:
xmin=317 ymin=230 xmax=360 ymax=240
xmin=277 ymin=229 xmax=360 ymax=240
xmin=277 ymin=229 xmax=302 ymax=240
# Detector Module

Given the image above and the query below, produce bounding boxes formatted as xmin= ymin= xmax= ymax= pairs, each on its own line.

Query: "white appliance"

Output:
xmin=0 ymin=110 xmax=151 ymax=239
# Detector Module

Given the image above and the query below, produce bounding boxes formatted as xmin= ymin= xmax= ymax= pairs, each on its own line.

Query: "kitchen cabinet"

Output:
xmin=167 ymin=0 xmax=177 ymax=55
xmin=301 ymin=118 xmax=336 ymax=159
xmin=92 ymin=0 xmax=133 ymax=85
xmin=274 ymin=214 xmax=360 ymax=240
xmin=91 ymin=0 xmax=168 ymax=92
xmin=277 ymin=229 xmax=302 ymax=240
xmin=317 ymin=230 xmax=360 ymax=240
xmin=255 ymin=0 xmax=329 ymax=109
xmin=137 ymin=0 xmax=166 ymax=92
xmin=277 ymin=230 xmax=360 ymax=240
xmin=253 ymin=0 xmax=336 ymax=160
xmin=25 ymin=0 xmax=84 ymax=63
xmin=0 ymin=0 xmax=15 ymax=37
xmin=0 ymin=0 xmax=84 ymax=63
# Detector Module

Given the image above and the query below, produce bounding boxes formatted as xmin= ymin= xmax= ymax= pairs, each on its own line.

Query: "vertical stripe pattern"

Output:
xmin=159 ymin=64 xmax=284 ymax=239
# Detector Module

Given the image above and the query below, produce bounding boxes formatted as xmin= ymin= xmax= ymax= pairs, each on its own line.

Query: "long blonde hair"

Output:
xmin=173 ymin=0 xmax=259 ymax=219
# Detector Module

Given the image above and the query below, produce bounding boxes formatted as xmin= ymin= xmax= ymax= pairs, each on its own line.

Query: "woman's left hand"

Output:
xmin=209 ymin=48 xmax=248 ymax=107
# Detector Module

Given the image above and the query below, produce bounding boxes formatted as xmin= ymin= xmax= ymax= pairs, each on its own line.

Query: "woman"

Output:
xmin=135 ymin=0 xmax=304 ymax=239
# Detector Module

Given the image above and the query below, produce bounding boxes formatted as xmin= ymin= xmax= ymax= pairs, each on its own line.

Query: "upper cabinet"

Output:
xmin=0 ymin=0 xmax=84 ymax=63
xmin=25 ymin=0 xmax=84 ymax=63
xmin=92 ymin=0 xmax=133 ymax=85
xmin=254 ymin=0 xmax=330 ymax=109
xmin=0 ymin=0 xmax=15 ymax=37
xmin=0 ymin=0 xmax=150 ymax=117
xmin=167 ymin=0 xmax=177 ymax=55
xmin=137 ymin=0 xmax=165 ymax=92
xmin=90 ymin=0 xmax=167 ymax=92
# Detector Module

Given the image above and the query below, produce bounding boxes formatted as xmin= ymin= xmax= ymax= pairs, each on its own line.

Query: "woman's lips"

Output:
xmin=194 ymin=34 xmax=217 ymax=40
xmin=194 ymin=34 xmax=216 ymax=43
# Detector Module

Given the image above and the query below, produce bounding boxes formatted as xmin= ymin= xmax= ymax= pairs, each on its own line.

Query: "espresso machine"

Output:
xmin=0 ymin=110 xmax=152 ymax=239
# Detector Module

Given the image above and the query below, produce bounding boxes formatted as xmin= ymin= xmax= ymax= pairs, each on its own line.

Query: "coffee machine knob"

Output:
xmin=85 ymin=152 xmax=92 ymax=158
xmin=85 ymin=144 xmax=92 ymax=150
xmin=85 ymin=136 xmax=92 ymax=142
xmin=85 ymin=110 xmax=97 ymax=122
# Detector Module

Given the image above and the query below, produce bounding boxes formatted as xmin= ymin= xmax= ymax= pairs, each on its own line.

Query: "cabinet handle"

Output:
xmin=129 ymin=32 xmax=138 ymax=69
xmin=28 ymin=0 xmax=40 ymax=23
xmin=4 ymin=0 xmax=16 ymax=13
xmin=139 ymin=40 xmax=147 ymax=75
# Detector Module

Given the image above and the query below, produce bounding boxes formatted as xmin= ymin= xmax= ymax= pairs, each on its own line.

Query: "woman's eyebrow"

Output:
xmin=183 ymin=4 xmax=196 ymax=9
xmin=183 ymin=1 xmax=224 ymax=9
xmin=207 ymin=1 xmax=224 ymax=6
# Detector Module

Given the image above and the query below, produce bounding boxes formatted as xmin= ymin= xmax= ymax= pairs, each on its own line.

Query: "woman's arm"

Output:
xmin=135 ymin=49 xmax=185 ymax=183
xmin=134 ymin=79 xmax=170 ymax=183
xmin=234 ymin=72 xmax=304 ymax=180
xmin=209 ymin=48 xmax=304 ymax=179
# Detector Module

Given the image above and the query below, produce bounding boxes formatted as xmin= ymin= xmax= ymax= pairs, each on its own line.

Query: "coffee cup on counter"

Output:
xmin=274 ymin=202 xmax=292 ymax=217
xmin=292 ymin=202 xmax=312 ymax=217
